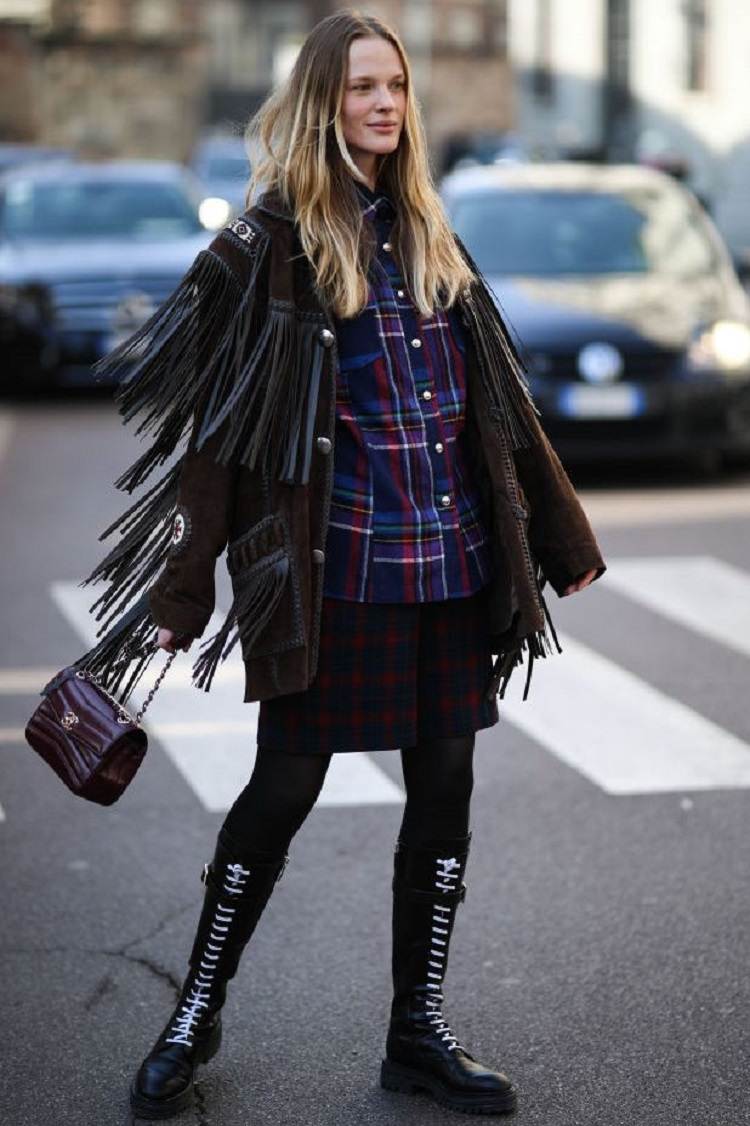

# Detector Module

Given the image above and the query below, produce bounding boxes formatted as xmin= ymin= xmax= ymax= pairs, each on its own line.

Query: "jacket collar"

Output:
xmin=255 ymin=187 xmax=294 ymax=221
xmin=254 ymin=177 xmax=396 ymax=223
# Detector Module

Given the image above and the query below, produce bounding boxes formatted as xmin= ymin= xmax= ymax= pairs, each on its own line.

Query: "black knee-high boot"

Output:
xmin=380 ymin=833 xmax=517 ymax=1115
xmin=130 ymin=826 xmax=288 ymax=1120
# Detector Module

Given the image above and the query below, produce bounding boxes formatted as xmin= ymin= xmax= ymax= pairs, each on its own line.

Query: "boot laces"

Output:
xmin=420 ymin=856 xmax=465 ymax=1052
xmin=165 ymin=862 xmax=251 ymax=1046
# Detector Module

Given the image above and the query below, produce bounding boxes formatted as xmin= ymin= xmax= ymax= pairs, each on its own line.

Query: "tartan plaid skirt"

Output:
xmin=256 ymin=585 xmax=500 ymax=754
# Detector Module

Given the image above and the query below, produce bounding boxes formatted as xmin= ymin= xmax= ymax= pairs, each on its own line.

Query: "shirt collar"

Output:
xmin=353 ymin=178 xmax=397 ymax=220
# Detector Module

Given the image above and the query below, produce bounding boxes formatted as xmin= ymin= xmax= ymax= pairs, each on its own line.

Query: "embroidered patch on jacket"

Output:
xmin=170 ymin=507 xmax=192 ymax=553
xmin=225 ymin=216 xmax=262 ymax=251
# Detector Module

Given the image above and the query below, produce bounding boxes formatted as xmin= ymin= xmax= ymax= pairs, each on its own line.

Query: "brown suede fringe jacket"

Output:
xmin=70 ymin=188 xmax=606 ymax=709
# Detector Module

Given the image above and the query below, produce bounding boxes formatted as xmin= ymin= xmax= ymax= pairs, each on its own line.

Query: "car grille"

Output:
xmin=545 ymin=416 xmax=670 ymax=442
xmin=50 ymin=275 xmax=181 ymax=332
xmin=526 ymin=346 xmax=680 ymax=383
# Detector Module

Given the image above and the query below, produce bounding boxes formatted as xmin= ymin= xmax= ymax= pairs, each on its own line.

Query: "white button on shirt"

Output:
xmin=382 ymin=241 xmax=392 ymax=252
xmin=422 ymin=389 xmax=432 ymax=400
xmin=396 ymin=289 xmax=405 ymax=298
xmin=435 ymin=442 xmax=444 ymax=452
xmin=440 ymin=494 xmax=451 ymax=507
xmin=411 ymin=338 xmax=421 ymax=348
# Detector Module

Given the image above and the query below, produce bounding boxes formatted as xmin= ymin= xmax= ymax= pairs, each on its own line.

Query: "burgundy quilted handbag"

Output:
xmin=24 ymin=650 xmax=177 ymax=806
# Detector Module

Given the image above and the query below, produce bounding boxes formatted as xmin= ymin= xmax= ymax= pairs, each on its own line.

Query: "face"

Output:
xmin=341 ymin=36 xmax=406 ymax=181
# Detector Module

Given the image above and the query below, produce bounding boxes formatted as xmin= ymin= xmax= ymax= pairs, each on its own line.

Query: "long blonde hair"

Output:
xmin=243 ymin=8 xmax=476 ymax=319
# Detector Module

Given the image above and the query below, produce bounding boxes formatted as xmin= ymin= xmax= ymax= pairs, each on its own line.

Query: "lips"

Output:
xmin=369 ymin=123 xmax=398 ymax=129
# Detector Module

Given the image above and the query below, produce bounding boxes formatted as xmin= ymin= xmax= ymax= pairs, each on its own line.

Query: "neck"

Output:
xmin=351 ymin=152 xmax=380 ymax=192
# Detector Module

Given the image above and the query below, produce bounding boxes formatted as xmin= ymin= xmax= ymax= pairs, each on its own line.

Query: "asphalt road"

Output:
xmin=1 ymin=399 xmax=748 ymax=1126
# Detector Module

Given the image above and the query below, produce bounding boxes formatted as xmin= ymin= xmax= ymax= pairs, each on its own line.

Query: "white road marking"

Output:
xmin=0 ymin=728 xmax=26 ymax=744
xmin=605 ymin=555 xmax=750 ymax=661
xmin=49 ymin=582 xmax=403 ymax=810
xmin=501 ymin=631 xmax=750 ymax=795
xmin=0 ymin=409 xmax=15 ymax=470
xmin=0 ymin=669 xmax=59 ymax=694
xmin=578 ymin=483 xmax=750 ymax=527
xmin=8 ymin=557 xmax=748 ymax=811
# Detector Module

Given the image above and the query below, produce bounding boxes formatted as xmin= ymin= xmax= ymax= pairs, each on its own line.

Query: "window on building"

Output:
xmin=531 ymin=0 xmax=553 ymax=102
xmin=684 ymin=0 xmax=709 ymax=91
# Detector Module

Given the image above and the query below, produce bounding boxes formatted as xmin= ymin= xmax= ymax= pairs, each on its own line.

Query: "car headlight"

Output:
xmin=199 ymin=196 xmax=233 ymax=231
xmin=687 ymin=320 xmax=750 ymax=373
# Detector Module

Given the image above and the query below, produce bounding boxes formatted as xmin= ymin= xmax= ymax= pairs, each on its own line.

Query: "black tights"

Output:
xmin=221 ymin=735 xmax=475 ymax=856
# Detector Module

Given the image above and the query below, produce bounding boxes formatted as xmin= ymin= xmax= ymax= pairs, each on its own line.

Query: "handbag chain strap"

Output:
xmin=75 ymin=647 xmax=178 ymax=727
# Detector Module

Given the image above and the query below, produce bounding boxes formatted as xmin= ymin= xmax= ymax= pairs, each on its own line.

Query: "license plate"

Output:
xmin=558 ymin=383 xmax=645 ymax=419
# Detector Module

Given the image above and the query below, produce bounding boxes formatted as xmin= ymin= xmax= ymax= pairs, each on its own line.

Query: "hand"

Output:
xmin=156 ymin=627 xmax=193 ymax=654
xmin=562 ymin=568 xmax=599 ymax=596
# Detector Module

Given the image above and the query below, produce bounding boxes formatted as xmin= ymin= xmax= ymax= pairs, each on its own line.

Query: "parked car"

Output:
xmin=0 ymin=143 xmax=75 ymax=175
xmin=441 ymin=162 xmax=750 ymax=465
xmin=441 ymin=130 xmax=527 ymax=176
xmin=0 ymin=160 xmax=218 ymax=391
xmin=188 ymin=133 xmax=250 ymax=225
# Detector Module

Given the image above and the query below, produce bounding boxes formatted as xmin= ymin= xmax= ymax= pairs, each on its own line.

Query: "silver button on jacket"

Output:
xmin=312 ymin=548 xmax=325 ymax=563
xmin=318 ymin=328 xmax=335 ymax=347
xmin=316 ymin=436 xmax=332 ymax=454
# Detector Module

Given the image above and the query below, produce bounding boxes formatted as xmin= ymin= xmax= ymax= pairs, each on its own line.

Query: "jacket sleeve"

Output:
xmin=146 ymin=400 xmax=238 ymax=639
xmin=513 ymin=420 xmax=606 ymax=596
xmin=74 ymin=212 xmax=281 ymax=702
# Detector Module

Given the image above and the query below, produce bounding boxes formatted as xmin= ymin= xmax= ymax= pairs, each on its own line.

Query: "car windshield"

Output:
xmin=1 ymin=177 xmax=204 ymax=240
xmin=198 ymin=155 xmax=249 ymax=181
xmin=450 ymin=188 xmax=717 ymax=278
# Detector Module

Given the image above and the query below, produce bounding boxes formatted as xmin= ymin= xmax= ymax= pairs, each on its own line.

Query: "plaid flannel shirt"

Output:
xmin=322 ymin=178 xmax=494 ymax=602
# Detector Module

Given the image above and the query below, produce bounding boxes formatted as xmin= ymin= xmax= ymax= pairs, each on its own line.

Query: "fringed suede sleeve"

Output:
xmin=146 ymin=394 xmax=239 ymax=640
xmin=72 ymin=219 xmax=272 ymax=705
xmin=513 ymin=429 xmax=606 ymax=597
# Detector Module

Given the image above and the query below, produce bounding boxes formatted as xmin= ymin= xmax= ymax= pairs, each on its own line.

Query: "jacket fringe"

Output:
xmin=96 ymin=248 xmax=247 ymax=493
xmin=196 ymin=299 xmax=326 ymax=486
xmin=191 ymin=552 xmax=290 ymax=693
xmin=74 ymin=225 xmax=312 ymax=704
xmin=80 ymin=463 xmax=181 ymax=633
xmin=487 ymin=579 xmax=563 ymax=702
xmin=455 ymin=236 xmax=541 ymax=451
xmin=71 ymin=590 xmax=159 ymax=706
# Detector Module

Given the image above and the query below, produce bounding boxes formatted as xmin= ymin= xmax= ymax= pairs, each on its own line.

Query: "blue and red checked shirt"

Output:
xmin=322 ymin=178 xmax=494 ymax=603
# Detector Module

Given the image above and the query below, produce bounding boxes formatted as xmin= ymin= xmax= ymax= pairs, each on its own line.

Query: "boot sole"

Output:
xmin=380 ymin=1058 xmax=518 ymax=1115
xmin=129 ymin=1022 xmax=222 ymax=1120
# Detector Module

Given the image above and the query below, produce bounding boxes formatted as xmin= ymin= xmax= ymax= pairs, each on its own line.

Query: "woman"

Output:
xmin=79 ymin=9 xmax=604 ymax=1119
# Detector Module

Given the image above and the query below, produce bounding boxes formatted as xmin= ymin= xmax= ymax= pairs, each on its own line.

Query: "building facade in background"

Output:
xmin=0 ymin=0 xmax=512 ymax=173
xmin=508 ymin=0 xmax=750 ymax=258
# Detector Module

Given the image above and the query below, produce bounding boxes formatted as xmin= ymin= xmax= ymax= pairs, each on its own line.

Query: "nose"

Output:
xmin=374 ymin=84 xmax=398 ymax=111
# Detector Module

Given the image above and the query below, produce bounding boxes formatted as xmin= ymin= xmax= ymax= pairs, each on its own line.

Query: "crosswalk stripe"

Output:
xmin=0 ymin=409 xmax=15 ymax=471
xmin=0 ymin=669 xmax=59 ymax=694
xmin=604 ymin=555 xmax=750 ymax=660
xmin=0 ymin=728 xmax=26 ymax=744
xmin=500 ymin=630 xmax=750 ymax=794
xmin=578 ymin=484 xmax=750 ymax=527
xmin=49 ymin=582 xmax=403 ymax=810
